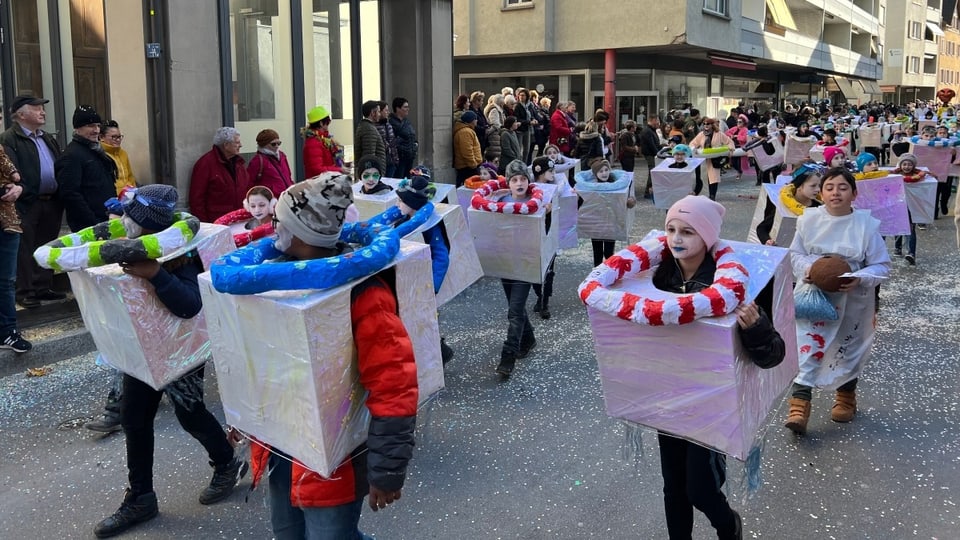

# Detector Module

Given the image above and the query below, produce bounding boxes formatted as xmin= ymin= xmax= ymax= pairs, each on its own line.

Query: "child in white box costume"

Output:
xmin=651 ymin=196 xmax=785 ymax=540
xmin=784 ymin=167 xmax=890 ymax=434
xmin=248 ymin=174 xmax=419 ymax=540
xmin=94 ymin=185 xmax=246 ymax=539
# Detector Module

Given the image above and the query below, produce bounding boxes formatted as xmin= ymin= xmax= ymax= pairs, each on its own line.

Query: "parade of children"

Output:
xmin=7 ymin=96 xmax=960 ymax=540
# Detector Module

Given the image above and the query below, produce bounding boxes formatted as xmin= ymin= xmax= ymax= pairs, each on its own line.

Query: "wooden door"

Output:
xmin=11 ymin=0 xmax=44 ymax=98
xmin=70 ymin=0 xmax=110 ymax=119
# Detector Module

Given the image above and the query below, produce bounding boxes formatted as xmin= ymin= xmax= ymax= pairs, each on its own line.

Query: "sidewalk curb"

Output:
xmin=0 ymin=327 xmax=96 ymax=378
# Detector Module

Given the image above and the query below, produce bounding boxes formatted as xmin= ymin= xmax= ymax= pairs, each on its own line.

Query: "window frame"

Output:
xmin=502 ymin=0 xmax=534 ymax=10
xmin=702 ymin=0 xmax=729 ymax=17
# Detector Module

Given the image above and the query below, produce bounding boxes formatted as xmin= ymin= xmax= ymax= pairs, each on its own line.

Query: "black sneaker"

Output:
xmin=518 ymin=337 xmax=537 ymax=359
xmin=905 ymin=254 xmax=916 ymax=265
xmin=94 ymin=490 xmax=158 ymax=538
xmin=538 ymin=306 xmax=551 ymax=320
xmin=731 ymin=509 xmax=743 ymax=540
xmin=33 ymin=289 xmax=66 ymax=301
xmin=496 ymin=357 xmax=516 ymax=377
xmin=1 ymin=331 xmax=32 ymax=353
xmin=440 ymin=337 xmax=455 ymax=366
xmin=85 ymin=412 xmax=122 ymax=434
xmin=893 ymin=248 xmax=902 ymax=256
xmin=198 ymin=457 xmax=248 ymax=505
xmin=16 ymin=296 xmax=40 ymax=308
xmin=532 ymin=298 xmax=542 ymax=313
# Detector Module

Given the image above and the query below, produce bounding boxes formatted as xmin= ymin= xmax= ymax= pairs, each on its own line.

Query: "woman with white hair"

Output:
xmin=485 ymin=94 xmax=506 ymax=162
xmin=189 ymin=126 xmax=251 ymax=222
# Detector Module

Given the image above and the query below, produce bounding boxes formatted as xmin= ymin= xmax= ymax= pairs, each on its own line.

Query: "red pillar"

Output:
xmin=604 ymin=49 xmax=616 ymax=133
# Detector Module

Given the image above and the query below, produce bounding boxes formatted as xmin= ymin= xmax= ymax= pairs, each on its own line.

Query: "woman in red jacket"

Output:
xmin=247 ymin=129 xmax=294 ymax=198
xmin=549 ymin=101 xmax=575 ymax=156
xmin=189 ymin=127 xmax=250 ymax=223
xmin=302 ymin=106 xmax=351 ymax=179
xmin=724 ymin=114 xmax=750 ymax=181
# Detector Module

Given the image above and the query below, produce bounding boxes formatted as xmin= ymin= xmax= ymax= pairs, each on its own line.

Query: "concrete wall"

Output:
xmin=103 ymin=0 xmax=150 ymax=184
xmin=453 ymin=0 xmax=686 ymax=56
xmin=685 ymin=0 xmax=741 ymax=55
xmin=383 ymin=0 xmax=454 ymax=184
xmin=167 ymin=0 xmax=223 ymax=203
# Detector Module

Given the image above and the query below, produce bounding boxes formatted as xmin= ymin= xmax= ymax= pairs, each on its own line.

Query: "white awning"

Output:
xmin=926 ymin=21 xmax=945 ymax=37
xmin=859 ymin=80 xmax=882 ymax=95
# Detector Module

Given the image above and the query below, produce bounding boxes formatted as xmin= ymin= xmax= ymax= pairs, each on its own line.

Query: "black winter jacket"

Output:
xmin=652 ymin=252 xmax=785 ymax=369
xmin=0 ymin=124 xmax=61 ymax=212
xmin=56 ymin=136 xmax=118 ymax=231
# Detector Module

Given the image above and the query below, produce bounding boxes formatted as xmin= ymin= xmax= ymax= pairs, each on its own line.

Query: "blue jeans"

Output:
xmin=895 ymin=221 xmax=916 ymax=256
xmin=268 ymin=454 xmax=373 ymax=540
xmin=500 ymin=279 xmax=534 ymax=357
xmin=0 ymin=231 xmax=19 ymax=336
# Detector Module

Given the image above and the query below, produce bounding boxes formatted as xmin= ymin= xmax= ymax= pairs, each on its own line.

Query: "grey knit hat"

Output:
xmin=122 ymin=184 xmax=178 ymax=231
xmin=504 ymin=159 xmax=531 ymax=181
xmin=274 ymin=172 xmax=354 ymax=248
xmin=897 ymin=153 xmax=918 ymax=167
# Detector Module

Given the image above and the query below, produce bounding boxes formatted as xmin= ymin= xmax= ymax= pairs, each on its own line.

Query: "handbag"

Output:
xmin=794 ymin=282 xmax=838 ymax=320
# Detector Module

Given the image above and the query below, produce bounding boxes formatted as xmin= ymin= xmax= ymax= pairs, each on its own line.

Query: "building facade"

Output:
xmin=879 ymin=0 xmax=942 ymax=103
xmin=453 ymin=0 xmax=884 ymax=132
xmin=0 ymin=0 xmax=456 ymax=199
xmin=937 ymin=2 xmax=960 ymax=100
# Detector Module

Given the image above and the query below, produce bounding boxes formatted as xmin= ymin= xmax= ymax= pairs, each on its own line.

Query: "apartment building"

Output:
xmin=454 ymin=0 xmax=884 ymax=130
xmin=879 ymin=0 xmax=943 ymax=103
xmin=937 ymin=2 xmax=960 ymax=99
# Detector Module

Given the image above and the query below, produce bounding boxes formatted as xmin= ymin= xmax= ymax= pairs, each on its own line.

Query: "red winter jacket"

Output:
xmin=249 ymin=275 xmax=419 ymax=507
xmin=189 ymin=146 xmax=250 ymax=223
xmin=247 ymin=151 xmax=294 ymax=198
xmin=303 ymin=127 xmax=345 ymax=178
xmin=549 ymin=109 xmax=573 ymax=155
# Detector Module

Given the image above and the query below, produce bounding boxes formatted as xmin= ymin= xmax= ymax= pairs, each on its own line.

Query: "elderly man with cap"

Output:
xmin=453 ymin=109 xmax=482 ymax=187
xmin=0 ymin=95 xmax=65 ymax=309
xmin=189 ymin=126 xmax=250 ymax=223
xmin=247 ymin=172 xmax=419 ymax=539
xmin=94 ymin=183 xmax=247 ymax=539
xmin=56 ymin=105 xmax=118 ymax=232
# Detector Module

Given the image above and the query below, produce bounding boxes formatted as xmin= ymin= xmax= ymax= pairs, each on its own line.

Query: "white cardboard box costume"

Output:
xmin=859 ymin=124 xmax=882 ymax=147
xmin=784 ymin=135 xmax=817 ymax=165
xmin=198 ymin=241 xmax=442 ymax=477
xmin=456 ymin=186 xmax=475 ymax=222
xmin=880 ymin=167 xmax=937 ymax=224
xmin=577 ymin=189 xmax=634 ymax=242
xmin=750 ymin=137 xmax=784 ymax=173
xmin=468 ymin=183 xmax=559 ymax=284
xmin=908 ymin=143 xmax=954 ymax=181
xmin=586 ymin=240 xmax=799 ymax=460
xmin=651 ymin=158 xmax=703 ymax=210
xmin=746 ymin=184 xmax=797 ymax=246
xmin=557 ymin=192 xmax=579 ymax=250
xmin=853 ymin=174 xmax=911 ymax=235
xmin=353 ymin=180 xmax=454 ymax=221
xmin=404 ymin=203 xmax=483 ymax=306
xmin=68 ymin=223 xmax=235 ymax=390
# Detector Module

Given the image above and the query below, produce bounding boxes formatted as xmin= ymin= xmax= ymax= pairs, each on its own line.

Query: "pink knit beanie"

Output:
xmin=823 ymin=146 xmax=845 ymax=165
xmin=665 ymin=195 xmax=726 ymax=249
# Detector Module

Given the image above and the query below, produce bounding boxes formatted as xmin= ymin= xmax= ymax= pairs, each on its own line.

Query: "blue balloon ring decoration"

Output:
xmin=366 ymin=201 xmax=435 ymax=238
xmin=210 ymin=221 xmax=400 ymax=295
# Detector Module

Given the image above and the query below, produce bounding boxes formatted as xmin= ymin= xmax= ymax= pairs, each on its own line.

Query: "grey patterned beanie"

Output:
xmin=504 ymin=159 xmax=531 ymax=181
xmin=274 ymin=172 xmax=353 ymax=248
xmin=122 ymin=184 xmax=177 ymax=231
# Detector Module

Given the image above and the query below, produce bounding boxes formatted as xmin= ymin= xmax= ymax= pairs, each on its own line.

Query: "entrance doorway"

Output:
xmin=592 ymin=92 xmax=658 ymax=133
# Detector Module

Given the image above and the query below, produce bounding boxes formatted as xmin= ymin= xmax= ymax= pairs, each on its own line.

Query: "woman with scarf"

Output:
xmin=302 ymin=105 xmax=350 ymax=178
xmin=247 ymin=129 xmax=293 ymax=198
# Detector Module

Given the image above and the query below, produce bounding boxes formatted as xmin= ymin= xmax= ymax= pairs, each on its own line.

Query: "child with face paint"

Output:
xmin=492 ymin=159 xmax=552 ymax=377
xmin=654 ymin=195 xmax=785 ymax=540
xmin=667 ymin=144 xmax=692 ymax=168
xmin=578 ymin=159 xmax=636 ymax=266
xmin=543 ymin=143 xmax=578 ymax=190
xmin=756 ymin=164 xmax=822 ymax=245
xmin=355 ymin=155 xmax=392 ymax=195
xmin=530 ymin=156 xmax=558 ymax=319
xmin=785 ymin=167 xmax=891 ymax=434
xmin=892 ymin=153 xmax=924 ymax=263
xmin=243 ymin=186 xmax=275 ymax=229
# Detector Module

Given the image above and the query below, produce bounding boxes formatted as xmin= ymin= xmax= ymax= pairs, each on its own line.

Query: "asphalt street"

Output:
xmin=2 ymin=171 xmax=959 ymax=539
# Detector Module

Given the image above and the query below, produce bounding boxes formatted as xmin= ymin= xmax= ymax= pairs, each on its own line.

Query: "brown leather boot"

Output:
xmin=831 ymin=389 xmax=857 ymax=422
xmin=784 ymin=397 xmax=811 ymax=434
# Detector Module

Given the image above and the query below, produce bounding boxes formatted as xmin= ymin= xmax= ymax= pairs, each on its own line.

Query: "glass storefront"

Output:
xmin=226 ymin=0 xmax=381 ymax=165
